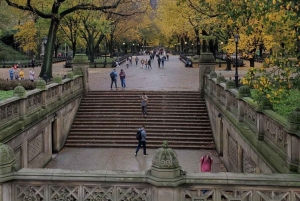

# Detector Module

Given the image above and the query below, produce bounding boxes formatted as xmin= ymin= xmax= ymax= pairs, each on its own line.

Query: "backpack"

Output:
xmin=110 ymin=71 xmax=115 ymax=79
xmin=136 ymin=130 xmax=142 ymax=140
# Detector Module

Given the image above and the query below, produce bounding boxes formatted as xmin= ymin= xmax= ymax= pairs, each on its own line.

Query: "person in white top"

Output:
xmin=29 ymin=68 xmax=35 ymax=82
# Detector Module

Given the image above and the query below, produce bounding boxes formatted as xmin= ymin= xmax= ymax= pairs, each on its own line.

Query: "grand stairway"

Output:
xmin=65 ymin=91 xmax=215 ymax=149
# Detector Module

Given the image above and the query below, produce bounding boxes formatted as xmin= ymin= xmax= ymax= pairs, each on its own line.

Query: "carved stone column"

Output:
xmin=13 ymin=85 xmax=27 ymax=120
xmin=256 ymin=112 xmax=264 ymax=140
xmin=199 ymin=53 xmax=215 ymax=97
xmin=35 ymin=79 xmax=47 ymax=108
xmin=237 ymin=144 xmax=243 ymax=173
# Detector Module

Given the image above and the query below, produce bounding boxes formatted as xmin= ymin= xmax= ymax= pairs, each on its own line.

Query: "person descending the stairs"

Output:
xmin=119 ymin=69 xmax=126 ymax=89
xmin=135 ymin=125 xmax=148 ymax=156
xmin=110 ymin=69 xmax=118 ymax=90
xmin=141 ymin=92 xmax=148 ymax=117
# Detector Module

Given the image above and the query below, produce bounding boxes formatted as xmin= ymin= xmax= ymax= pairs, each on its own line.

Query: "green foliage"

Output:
xmin=0 ymin=42 xmax=28 ymax=60
xmin=251 ymin=89 xmax=300 ymax=117
xmin=0 ymin=79 xmax=36 ymax=91
xmin=0 ymin=90 xmax=13 ymax=100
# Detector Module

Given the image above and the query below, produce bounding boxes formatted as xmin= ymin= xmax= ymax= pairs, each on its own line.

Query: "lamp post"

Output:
xmin=191 ymin=43 xmax=194 ymax=54
xmin=123 ymin=42 xmax=125 ymax=53
xmin=184 ymin=41 xmax=187 ymax=54
xmin=132 ymin=43 xmax=134 ymax=53
xmin=234 ymin=34 xmax=240 ymax=88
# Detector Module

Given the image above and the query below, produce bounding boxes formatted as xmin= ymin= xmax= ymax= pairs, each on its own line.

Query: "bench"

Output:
xmin=63 ymin=61 xmax=72 ymax=68
xmin=179 ymin=54 xmax=193 ymax=67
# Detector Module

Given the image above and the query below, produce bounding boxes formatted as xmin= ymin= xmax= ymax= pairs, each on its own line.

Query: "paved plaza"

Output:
xmin=1 ymin=55 xmax=259 ymax=172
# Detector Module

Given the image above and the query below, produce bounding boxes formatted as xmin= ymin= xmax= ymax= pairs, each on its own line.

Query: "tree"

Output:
xmin=4 ymin=0 xmax=128 ymax=79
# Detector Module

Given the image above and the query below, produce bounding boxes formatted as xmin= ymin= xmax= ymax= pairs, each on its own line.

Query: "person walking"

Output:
xmin=29 ymin=68 xmax=35 ymax=82
xmin=135 ymin=56 xmax=139 ymax=66
xmin=126 ymin=59 xmax=129 ymax=68
xmin=161 ymin=57 xmax=165 ymax=68
xmin=141 ymin=92 xmax=148 ymax=116
xmin=110 ymin=69 xmax=118 ymax=90
xmin=200 ymin=154 xmax=213 ymax=172
xmin=9 ymin=67 xmax=14 ymax=80
xmin=140 ymin=59 xmax=144 ymax=68
xmin=135 ymin=125 xmax=148 ymax=156
xmin=147 ymin=59 xmax=152 ymax=69
xmin=145 ymin=59 xmax=148 ymax=69
xmin=19 ymin=68 xmax=25 ymax=80
xmin=119 ymin=69 xmax=126 ymax=89
xmin=157 ymin=57 xmax=161 ymax=68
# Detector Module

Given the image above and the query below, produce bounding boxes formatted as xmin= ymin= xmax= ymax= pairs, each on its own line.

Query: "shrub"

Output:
xmin=0 ymin=78 xmax=36 ymax=91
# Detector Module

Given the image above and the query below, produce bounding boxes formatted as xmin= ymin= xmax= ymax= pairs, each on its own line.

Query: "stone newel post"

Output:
xmin=199 ymin=53 xmax=216 ymax=97
xmin=72 ymin=54 xmax=90 ymax=96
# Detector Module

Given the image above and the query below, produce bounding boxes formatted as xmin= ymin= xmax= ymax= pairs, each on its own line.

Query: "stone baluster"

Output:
xmin=225 ymin=79 xmax=235 ymax=110
xmin=216 ymin=74 xmax=226 ymax=102
xmin=67 ymin=72 xmax=74 ymax=93
xmin=237 ymin=86 xmax=250 ymax=122
xmin=72 ymin=54 xmax=90 ymax=96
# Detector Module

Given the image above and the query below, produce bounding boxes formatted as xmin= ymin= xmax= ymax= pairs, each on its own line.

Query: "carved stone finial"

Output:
xmin=209 ymin=71 xmax=217 ymax=79
xmin=216 ymin=74 xmax=226 ymax=84
xmin=35 ymin=78 xmax=47 ymax=90
xmin=0 ymin=143 xmax=16 ymax=174
xmin=13 ymin=85 xmax=26 ymax=98
xmin=225 ymin=79 xmax=235 ymax=90
xmin=67 ymin=72 xmax=74 ymax=79
xmin=238 ymin=85 xmax=251 ymax=98
xmin=288 ymin=108 xmax=300 ymax=124
xmin=152 ymin=141 xmax=179 ymax=169
xmin=53 ymin=75 xmax=62 ymax=84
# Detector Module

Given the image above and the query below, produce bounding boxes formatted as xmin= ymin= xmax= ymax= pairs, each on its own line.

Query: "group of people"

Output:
xmin=9 ymin=66 xmax=35 ymax=82
xmin=110 ymin=69 xmax=126 ymax=89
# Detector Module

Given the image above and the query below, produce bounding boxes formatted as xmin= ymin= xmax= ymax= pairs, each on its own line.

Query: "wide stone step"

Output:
xmin=69 ymin=129 xmax=212 ymax=134
xmin=77 ymin=108 xmax=207 ymax=112
xmin=73 ymin=118 xmax=207 ymax=123
xmin=70 ymin=125 xmax=211 ymax=130
xmin=64 ymin=143 xmax=215 ymax=149
xmin=68 ymin=132 xmax=213 ymax=137
xmin=80 ymin=102 xmax=206 ymax=107
xmin=76 ymin=111 xmax=209 ymax=116
xmin=74 ymin=114 xmax=209 ymax=119
xmin=78 ymin=105 xmax=206 ymax=110
xmin=65 ymin=139 xmax=214 ymax=146
xmin=72 ymin=120 xmax=210 ymax=125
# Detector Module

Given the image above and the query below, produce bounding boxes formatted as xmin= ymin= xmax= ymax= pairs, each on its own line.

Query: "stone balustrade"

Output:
xmin=0 ymin=168 xmax=300 ymax=201
xmin=204 ymin=72 xmax=300 ymax=174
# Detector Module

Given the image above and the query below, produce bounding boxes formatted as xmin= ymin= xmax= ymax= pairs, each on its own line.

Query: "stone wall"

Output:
xmin=204 ymin=74 xmax=300 ymax=174
xmin=0 ymin=75 xmax=83 ymax=168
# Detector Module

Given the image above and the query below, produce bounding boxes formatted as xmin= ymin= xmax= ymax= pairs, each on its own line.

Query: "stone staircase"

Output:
xmin=65 ymin=91 xmax=215 ymax=149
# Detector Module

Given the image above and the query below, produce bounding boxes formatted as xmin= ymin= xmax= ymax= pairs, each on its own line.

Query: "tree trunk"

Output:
xmin=250 ymin=58 xmax=255 ymax=67
xmin=39 ymin=18 xmax=59 ymax=79
xmin=72 ymin=42 xmax=76 ymax=58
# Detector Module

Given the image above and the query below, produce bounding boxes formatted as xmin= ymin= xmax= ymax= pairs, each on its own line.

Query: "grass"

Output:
xmin=0 ymin=42 xmax=28 ymax=60
xmin=0 ymin=90 xmax=14 ymax=101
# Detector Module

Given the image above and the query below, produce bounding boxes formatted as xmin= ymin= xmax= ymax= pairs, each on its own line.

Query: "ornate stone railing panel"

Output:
xmin=62 ymin=79 xmax=72 ymax=96
xmin=27 ymin=130 xmax=44 ymax=165
xmin=25 ymin=92 xmax=42 ymax=114
xmin=0 ymin=99 xmax=20 ymax=127
xmin=243 ymin=102 xmax=257 ymax=132
xmin=46 ymin=84 xmax=59 ymax=104
xmin=242 ymin=148 xmax=256 ymax=173
xmin=73 ymin=76 xmax=82 ymax=91
xmin=264 ymin=115 xmax=288 ymax=154
xmin=228 ymin=134 xmax=238 ymax=172
xmin=219 ymin=85 xmax=226 ymax=106
xmin=228 ymin=92 xmax=238 ymax=117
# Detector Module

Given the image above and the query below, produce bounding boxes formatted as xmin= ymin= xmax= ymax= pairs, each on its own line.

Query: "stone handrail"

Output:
xmin=0 ymin=75 xmax=83 ymax=143
xmin=204 ymin=73 xmax=300 ymax=173
xmin=1 ymin=168 xmax=300 ymax=201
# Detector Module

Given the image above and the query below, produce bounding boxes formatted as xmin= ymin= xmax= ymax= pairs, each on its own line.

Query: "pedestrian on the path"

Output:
xmin=14 ymin=68 xmax=19 ymax=80
xmin=119 ymin=69 xmax=126 ymax=89
xmin=161 ymin=57 xmax=165 ymax=68
xmin=145 ymin=59 xmax=148 ymax=69
xmin=126 ymin=59 xmax=129 ymax=68
xmin=166 ymin=54 xmax=169 ymax=61
xmin=135 ymin=125 xmax=148 ymax=156
xmin=157 ymin=57 xmax=161 ymax=68
xmin=200 ymin=154 xmax=213 ymax=172
xmin=141 ymin=59 xmax=144 ymax=68
xmin=19 ymin=68 xmax=25 ymax=80
xmin=141 ymin=92 xmax=148 ymax=116
xmin=29 ymin=68 xmax=35 ymax=82
xmin=9 ymin=67 xmax=14 ymax=80
xmin=129 ymin=56 xmax=132 ymax=65
xmin=110 ymin=69 xmax=118 ymax=90
xmin=147 ymin=59 xmax=151 ymax=69
xmin=135 ymin=56 xmax=139 ymax=66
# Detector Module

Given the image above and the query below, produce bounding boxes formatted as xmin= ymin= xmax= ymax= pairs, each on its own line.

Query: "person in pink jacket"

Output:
xmin=200 ymin=155 xmax=213 ymax=172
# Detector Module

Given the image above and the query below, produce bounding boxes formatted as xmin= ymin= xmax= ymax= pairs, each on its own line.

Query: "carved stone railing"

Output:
xmin=1 ymin=169 xmax=300 ymax=201
xmin=204 ymin=74 xmax=300 ymax=174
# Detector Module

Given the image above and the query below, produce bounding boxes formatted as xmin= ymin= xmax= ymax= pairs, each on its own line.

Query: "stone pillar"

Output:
xmin=72 ymin=54 xmax=90 ymax=96
xmin=216 ymin=116 xmax=223 ymax=156
xmin=52 ymin=116 xmax=63 ymax=153
xmin=13 ymin=85 xmax=27 ymax=121
xmin=237 ymin=144 xmax=243 ymax=173
xmin=35 ymin=79 xmax=47 ymax=108
xmin=225 ymin=79 xmax=235 ymax=110
xmin=237 ymin=86 xmax=250 ymax=122
xmin=256 ymin=112 xmax=264 ymax=140
xmin=286 ymin=108 xmax=300 ymax=173
xmin=199 ymin=53 xmax=216 ymax=97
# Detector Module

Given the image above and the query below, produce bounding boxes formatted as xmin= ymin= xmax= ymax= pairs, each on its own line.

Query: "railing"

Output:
xmin=204 ymin=74 xmax=300 ymax=174
xmin=2 ymin=169 xmax=300 ymax=201
xmin=0 ymin=75 xmax=83 ymax=143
